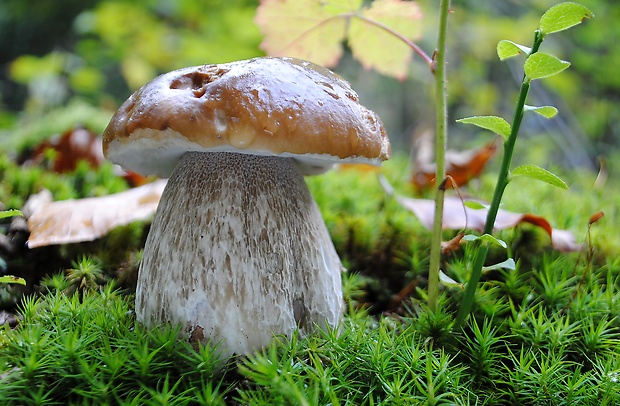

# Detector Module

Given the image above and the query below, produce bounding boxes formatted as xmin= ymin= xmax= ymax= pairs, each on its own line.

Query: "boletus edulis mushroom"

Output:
xmin=103 ymin=57 xmax=390 ymax=357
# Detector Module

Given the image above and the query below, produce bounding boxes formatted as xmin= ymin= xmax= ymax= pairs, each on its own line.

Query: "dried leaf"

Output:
xmin=256 ymin=0 xmax=422 ymax=79
xmin=27 ymin=180 xmax=166 ymax=248
xmin=26 ymin=127 xmax=104 ymax=173
xmin=412 ymin=132 xmax=499 ymax=191
xmin=381 ymin=179 xmax=580 ymax=252
xmin=23 ymin=126 xmax=147 ymax=186
xmin=22 ymin=189 xmax=53 ymax=219
xmin=121 ymin=171 xmax=149 ymax=187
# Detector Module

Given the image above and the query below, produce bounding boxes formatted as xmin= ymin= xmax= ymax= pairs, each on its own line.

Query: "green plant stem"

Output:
xmin=455 ymin=31 xmax=544 ymax=326
xmin=427 ymin=0 xmax=452 ymax=312
xmin=483 ymin=83 xmax=530 ymax=233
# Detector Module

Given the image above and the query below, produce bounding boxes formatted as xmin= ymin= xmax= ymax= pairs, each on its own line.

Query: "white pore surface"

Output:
xmin=135 ymin=151 xmax=344 ymax=357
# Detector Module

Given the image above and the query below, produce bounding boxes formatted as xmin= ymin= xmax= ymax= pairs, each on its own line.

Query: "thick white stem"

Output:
xmin=135 ymin=151 xmax=344 ymax=356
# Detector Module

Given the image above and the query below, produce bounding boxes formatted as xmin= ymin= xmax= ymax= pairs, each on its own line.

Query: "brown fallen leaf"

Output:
xmin=380 ymin=176 xmax=580 ymax=252
xmin=27 ymin=180 xmax=166 ymax=248
xmin=411 ymin=129 xmax=499 ymax=191
xmin=25 ymin=127 xmax=105 ymax=173
xmin=23 ymin=126 xmax=148 ymax=187
xmin=402 ymin=196 xmax=578 ymax=252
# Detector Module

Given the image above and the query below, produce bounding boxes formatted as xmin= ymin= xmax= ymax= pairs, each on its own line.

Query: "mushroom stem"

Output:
xmin=135 ymin=151 xmax=344 ymax=356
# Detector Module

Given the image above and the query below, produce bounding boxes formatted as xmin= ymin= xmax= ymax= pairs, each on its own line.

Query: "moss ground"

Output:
xmin=1 ymin=153 xmax=619 ymax=405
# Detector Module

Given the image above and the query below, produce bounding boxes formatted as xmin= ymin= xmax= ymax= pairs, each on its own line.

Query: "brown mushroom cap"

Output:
xmin=103 ymin=57 xmax=390 ymax=177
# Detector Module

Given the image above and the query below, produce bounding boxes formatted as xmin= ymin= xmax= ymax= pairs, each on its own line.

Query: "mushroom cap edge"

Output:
xmin=103 ymin=57 xmax=390 ymax=177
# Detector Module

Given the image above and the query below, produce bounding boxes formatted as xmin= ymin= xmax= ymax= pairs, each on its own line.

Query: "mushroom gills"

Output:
xmin=135 ymin=151 xmax=344 ymax=356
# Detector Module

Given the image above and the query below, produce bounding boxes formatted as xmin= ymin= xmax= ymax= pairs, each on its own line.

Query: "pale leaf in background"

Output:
xmin=27 ymin=180 xmax=166 ymax=248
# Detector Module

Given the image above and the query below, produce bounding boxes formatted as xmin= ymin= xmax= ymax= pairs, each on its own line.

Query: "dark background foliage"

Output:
xmin=0 ymin=0 xmax=617 ymax=173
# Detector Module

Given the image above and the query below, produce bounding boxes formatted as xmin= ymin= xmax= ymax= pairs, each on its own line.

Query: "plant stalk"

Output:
xmin=427 ymin=0 xmax=451 ymax=312
xmin=455 ymin=31 xmax=545 ymax=326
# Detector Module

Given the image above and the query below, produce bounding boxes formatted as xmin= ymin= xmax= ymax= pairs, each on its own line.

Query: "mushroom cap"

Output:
xmin=103 ymin=57 xmax=390 ymax=177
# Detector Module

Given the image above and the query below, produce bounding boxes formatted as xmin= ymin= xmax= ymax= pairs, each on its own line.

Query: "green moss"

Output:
xmin=0 ymin=286 xmax=230 ymax=404
xmin=2 ymin=263 xmax=618 ymax=404
xmin=0 ymin=154 xmax=129 ymax=209
xmin=0 ymin=148 xmax=619 ymax=404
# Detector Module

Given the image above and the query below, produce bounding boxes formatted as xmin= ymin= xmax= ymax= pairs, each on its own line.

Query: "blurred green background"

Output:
xmin=0 ymin=0 xmax=617 ymax=175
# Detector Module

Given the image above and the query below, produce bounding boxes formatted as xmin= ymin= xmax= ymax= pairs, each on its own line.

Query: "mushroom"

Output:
xmin=103 ymin=57 xmax=390 ymax=357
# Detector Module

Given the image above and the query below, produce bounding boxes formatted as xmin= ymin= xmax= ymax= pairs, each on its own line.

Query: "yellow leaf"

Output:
xmin=349 ymin=0 xmax=423 ymax=79
xmin=256 ymin=0 xmax=423 ymax=78
xmin=256 ymin=0 xmax=351 ymax=67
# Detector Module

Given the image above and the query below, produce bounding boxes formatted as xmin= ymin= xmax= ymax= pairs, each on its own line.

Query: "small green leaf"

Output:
xmin=497 ymin=40 xmax=531 ymax=60
xmin=479 ymin=234 xmax=508 ymax=249
xmin=456 ymin=116 xmax=511 ymax=139
xmin=540 ymin=2 xmax=594 ymax=35
xmin=482 ymin=258 xmax=516 ymax=272
xmin=439 ymin=270 xmax=464 ymax=290
xmin=462 ymin=234 xmax=477 ymax=242
xmin=511 ymin=164 xmax=568 ymax=189
xmin=524 ymin=105 xmax=558 ymax=118
xmin=0 ymin=209 xmax=22 ymax=220
xmin=0 ymin=275 xmax=26 ymax=286
xmin=464 ymin=201 xmax=488 ymax=210
xmin=462 ymin=233 xmax=508 ymax=249
xmin=524 ymin=53 xmax=570 ymax=80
